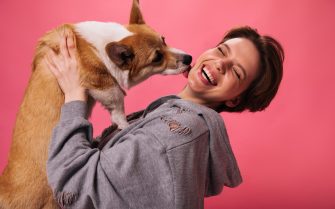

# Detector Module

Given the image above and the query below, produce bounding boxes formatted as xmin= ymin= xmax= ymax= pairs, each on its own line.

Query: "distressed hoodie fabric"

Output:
xmin=47 ymin=95 xmax=242 ymax=209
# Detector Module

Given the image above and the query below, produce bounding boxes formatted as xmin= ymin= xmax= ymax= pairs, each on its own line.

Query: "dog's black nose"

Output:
xmin=183 ymin=55 xmax=192 ymax=65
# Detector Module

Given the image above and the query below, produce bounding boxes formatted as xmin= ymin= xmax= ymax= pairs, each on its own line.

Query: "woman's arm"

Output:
xmin=47 ymin=100 xmax=189 ymax=209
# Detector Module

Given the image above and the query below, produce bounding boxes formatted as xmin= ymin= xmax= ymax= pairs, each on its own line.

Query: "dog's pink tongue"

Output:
xmin=183 ymin=70 xmax=189 ymax=78
xmin=183 ymin=66 xmax=192 ymax=78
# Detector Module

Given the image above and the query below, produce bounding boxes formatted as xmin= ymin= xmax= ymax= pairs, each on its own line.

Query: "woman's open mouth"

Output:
xmin=199 ymin=66 xmax=217 ymax=86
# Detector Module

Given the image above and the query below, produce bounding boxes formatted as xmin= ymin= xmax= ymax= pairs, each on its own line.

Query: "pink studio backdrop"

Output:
xmin=1 ymin=0 xmax=335 ymax=208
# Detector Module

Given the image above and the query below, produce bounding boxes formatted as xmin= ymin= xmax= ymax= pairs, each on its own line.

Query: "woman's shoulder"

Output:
xmin=138 ymin=99 xmax=221 ymax=149
xmin=166 ymin=98 xmax=224 ymax=124
xmin=145 ymin=98 xmax=225 ymax=132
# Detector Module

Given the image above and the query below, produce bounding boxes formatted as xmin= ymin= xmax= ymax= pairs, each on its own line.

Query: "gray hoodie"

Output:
xmin=47 ymin=95 xmax=242 ymax=209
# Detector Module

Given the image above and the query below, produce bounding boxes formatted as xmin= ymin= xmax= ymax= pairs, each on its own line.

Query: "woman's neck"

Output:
xmin=177 ymin=86 xmax=216 ymax=109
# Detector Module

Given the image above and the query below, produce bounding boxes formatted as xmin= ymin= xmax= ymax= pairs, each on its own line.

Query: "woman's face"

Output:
xmin=184 ymin=37 xmax=260 ymax=108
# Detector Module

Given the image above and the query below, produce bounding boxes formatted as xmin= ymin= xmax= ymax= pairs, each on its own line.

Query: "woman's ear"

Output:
xmin=225 ymin=97 xmax=241 ymax=108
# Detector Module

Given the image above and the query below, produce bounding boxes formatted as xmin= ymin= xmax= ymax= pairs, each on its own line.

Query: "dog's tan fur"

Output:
xmin=0 ymin=24 xmax=112 ymax=209
xmin=0 ymin=1 xmax=191 ymax=208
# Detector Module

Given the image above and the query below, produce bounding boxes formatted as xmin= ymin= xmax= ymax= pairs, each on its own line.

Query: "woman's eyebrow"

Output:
xmin=222 ymin=43 xmax=231 ymax=54
xmin=222 ymin=43 xmax=247 ymax=80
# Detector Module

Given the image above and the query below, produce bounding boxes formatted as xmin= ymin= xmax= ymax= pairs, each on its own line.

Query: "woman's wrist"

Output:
xmin=64 ymin=89 xmax=87 ymax=103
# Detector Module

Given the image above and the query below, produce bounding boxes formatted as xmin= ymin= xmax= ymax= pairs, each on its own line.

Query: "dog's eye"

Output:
xmin=152 ymin=51 xmax=164 ymax=64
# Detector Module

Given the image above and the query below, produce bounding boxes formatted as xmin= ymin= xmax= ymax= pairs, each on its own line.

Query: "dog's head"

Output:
xmin=107 ymin=0 xmax=192 ymax=87
xmin=75 ymin=0 xmax=192 ymax=89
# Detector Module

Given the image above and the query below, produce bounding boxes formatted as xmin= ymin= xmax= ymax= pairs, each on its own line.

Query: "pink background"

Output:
xmin=1 ymin=0 xmax=335 ymax=208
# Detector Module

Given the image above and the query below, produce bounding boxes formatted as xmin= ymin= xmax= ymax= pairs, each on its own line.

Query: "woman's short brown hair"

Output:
xmin=217 ymin=26 xmax=284 ymax=112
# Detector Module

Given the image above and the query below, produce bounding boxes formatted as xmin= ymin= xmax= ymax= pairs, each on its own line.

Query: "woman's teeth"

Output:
xmin=201 ymin=67 xmax=215 ymax=85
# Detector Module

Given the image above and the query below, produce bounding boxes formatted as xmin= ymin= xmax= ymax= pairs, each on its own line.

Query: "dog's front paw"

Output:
xmin=111 ymin=113 xmax=129 ymax=130
xmin=116 ymin=121 xmax=129 ymax=130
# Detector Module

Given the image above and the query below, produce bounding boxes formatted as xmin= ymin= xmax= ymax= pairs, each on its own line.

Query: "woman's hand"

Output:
xmin=45 ymin=31 xmax=87 ymax=103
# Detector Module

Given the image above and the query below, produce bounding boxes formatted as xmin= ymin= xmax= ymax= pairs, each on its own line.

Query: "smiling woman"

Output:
xmin=179 ymin=36 xmax=262 ymax=110
xmin=178 ymin=26 xmax=284 ymax=113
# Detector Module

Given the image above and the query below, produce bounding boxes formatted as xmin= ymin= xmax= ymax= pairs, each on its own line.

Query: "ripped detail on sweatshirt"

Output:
xmin=160 ymin=116 xmax=192 ymax=136
xmin=55 ymin=191 xmax=78 ymax=207
xmin=171 ymin=104 xmax=191 ymax=114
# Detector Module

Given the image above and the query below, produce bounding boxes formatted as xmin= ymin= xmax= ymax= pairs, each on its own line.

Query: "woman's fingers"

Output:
xmin=45 ymin=51 xmax=61 ymax=78
xmin=60 ymin=33 xmax=70 ymax=58
xmin=66 ymin=32 xmax=77 ymax=59
xmin=60 ymin=29 xmax=77 ymax=60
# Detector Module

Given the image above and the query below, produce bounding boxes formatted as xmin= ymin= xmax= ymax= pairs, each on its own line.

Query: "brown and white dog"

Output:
xmin=0 ymin=0 xmax=191 ymax=208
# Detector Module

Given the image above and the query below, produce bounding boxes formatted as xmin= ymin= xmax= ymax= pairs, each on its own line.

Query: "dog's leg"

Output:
xmin=107 ymin=87 xmax=128 ymax=129
xmin=89 ymin=87 xmax=129 ymax=129
xmin=110 ymin=95 xmax=128 ymax=130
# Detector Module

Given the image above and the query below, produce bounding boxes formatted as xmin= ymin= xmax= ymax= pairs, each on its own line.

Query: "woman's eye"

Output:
xmin=217 ymin=47 xmax=225 ymax=56
xmin=233 ymin=68 xmax=241 ymax=80
xmin=152 ymin=51 xmax=163 ymax=63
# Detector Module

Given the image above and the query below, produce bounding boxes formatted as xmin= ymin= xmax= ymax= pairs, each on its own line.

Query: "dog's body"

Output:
xmin=0 ymin=0 xmax=191 ymax=208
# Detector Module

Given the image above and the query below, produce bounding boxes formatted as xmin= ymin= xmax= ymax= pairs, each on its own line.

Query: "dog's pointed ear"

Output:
xmin=129 ymin=0 xmax=145 ymax=24
xmin=106 ymin=42 xmax=134 ymax=67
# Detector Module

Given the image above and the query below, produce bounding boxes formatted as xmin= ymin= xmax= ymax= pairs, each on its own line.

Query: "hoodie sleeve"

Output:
xmin=47 ymin=101 xmax=101 ymax=208
xmin=47 ymin=101 xmax=177 ymax=209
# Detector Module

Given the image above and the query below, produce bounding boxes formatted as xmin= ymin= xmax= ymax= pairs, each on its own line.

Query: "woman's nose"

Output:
xmin=217 ymin=59 xmax=233 ymax=74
